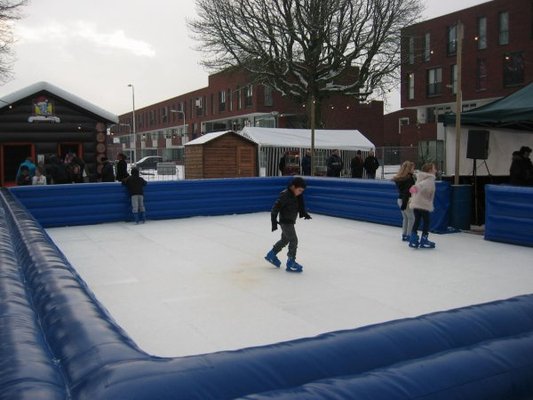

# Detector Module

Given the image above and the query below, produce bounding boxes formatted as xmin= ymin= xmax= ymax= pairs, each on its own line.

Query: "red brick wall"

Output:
xmin=401 ymin=0 xmax=533 ymax=108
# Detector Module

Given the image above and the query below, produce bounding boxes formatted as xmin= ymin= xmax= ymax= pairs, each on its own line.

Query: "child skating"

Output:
xmin=408 ymin=163 xmax=437 ymax=249
xmin=122 ymin=167 xmax=147 ymax=224
xmin=265 ymin=177 xmax=312 ymax=272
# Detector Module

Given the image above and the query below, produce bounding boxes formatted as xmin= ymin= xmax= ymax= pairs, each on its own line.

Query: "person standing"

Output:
xmin=16 ymin=157 xmax=36 ymax=182
xmin=100 ymin=157 xmax=115 ymax=182
xmin=265 ymin=177 xmax=312 ymax=273
xmin=122 ymin=167 xmax=147 ymax=224
xmin=32 ymin=166 xmax=47 ymax=185
xmin=408 ymin=163 xmax=437 ymax=249
xmin=301 ymin=150 xmax=312 ymax=176
xmin=350 ymin=150 xmax=364 ymax=178
xmin=116 ymin=153 xmax=129 ymax=182
xmin=509 ymin=146 xmax=533 ymax=186
xmin=392 ymin=161 xmax=416 ymax=241
xmin=16 ymin=165 xmax=32 ymax=185
xmin=326 ymin=149 xmax=343 ymax=177
xmin=363 ymin=150 xmax=379 ymax=179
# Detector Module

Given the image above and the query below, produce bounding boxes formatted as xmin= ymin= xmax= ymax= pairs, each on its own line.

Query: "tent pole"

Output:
xmin=311 ymin=96 xmax=316 ymax=176
xmin=454 ymin=21 xmax=463 ymax=185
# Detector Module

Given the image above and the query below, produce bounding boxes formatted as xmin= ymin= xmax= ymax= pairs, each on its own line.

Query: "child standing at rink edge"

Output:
xmin=265 ymin=177 xmax=312 ymax=273
xmin=392 ymin=161 xmax=416 ymax=241
xmin=408 ymin=163 xmax=437 ymax=249
xmin=122 ymin=167 xmax=147 ymax=224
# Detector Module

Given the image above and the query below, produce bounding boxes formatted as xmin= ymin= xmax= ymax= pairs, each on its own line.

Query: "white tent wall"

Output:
xmin=444 ymin=125 xmax=533 ymax=176
xmin=241 ymin=127 xmax=375 ymax=177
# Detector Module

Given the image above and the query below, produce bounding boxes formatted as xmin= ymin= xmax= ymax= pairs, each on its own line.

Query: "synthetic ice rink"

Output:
xmin=47 ymin=213 xmax=533 ymax=358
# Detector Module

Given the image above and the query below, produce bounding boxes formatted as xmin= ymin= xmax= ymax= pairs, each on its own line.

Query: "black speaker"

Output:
xmin=467 ymin=130 xmax=489 ymax=160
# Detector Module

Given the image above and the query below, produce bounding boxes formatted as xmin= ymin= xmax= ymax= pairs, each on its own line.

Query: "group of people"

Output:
xmin=16 ymin=152 xmax=88 ymax=186
xmin=324 ymin=149 xmax=381 ymax=178
xmin=279 ymin=149 xmax=380 ymax=178
xmin=392 ymin=161 xmax=437 ymax=249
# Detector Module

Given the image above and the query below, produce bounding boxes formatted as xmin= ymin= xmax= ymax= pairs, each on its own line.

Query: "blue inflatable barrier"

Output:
xmin=10 ymin=177 xmax=451 ymax=233
xmin=2 ymin=181 xmax=533 ymax=399
xmin=485 ymin=184 xmax=533 ymax=247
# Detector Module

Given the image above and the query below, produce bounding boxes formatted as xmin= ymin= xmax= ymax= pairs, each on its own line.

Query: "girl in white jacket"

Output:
xmin=408 ymin=163 xmax=437 ymax=248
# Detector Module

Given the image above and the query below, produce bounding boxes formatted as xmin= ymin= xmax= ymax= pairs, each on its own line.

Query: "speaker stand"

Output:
xmin=473 ymin=159 xmax=479 ymax=226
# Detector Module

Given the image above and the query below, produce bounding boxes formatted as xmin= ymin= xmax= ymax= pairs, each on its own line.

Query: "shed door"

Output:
xmin=237 ymin=147 xmax=254 ymax=177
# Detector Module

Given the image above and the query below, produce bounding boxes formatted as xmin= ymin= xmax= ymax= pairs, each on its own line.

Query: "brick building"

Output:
xmin=113 ymin=68 xmax=384 ymax=163
xmin=390 ymin=0 xmax=533 ymax=170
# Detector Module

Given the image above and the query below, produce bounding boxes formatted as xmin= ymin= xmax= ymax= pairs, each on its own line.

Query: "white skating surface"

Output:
xmin=46 ymin=213 xmax=533 ymax=358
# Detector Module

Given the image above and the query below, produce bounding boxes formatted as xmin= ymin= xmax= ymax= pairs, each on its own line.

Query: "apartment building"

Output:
xmin=113 ymin=68 xmax=384 ymax=162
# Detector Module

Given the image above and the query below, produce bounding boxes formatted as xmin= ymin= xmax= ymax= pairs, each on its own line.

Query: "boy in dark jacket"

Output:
xmin=122 ymin=167 xmax=147 ymax=224
xmin=265 ymin=177 xmax=312 ymax=273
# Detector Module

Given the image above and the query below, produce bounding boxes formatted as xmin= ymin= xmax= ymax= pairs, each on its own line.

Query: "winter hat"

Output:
xmin=520 ymin=146 xmax=532 ymax=154
xmin=290 ymin=176 xmax=307 ymax=189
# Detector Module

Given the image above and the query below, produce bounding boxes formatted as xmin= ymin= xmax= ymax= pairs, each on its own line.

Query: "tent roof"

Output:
xmin=185 ymin=130 xmax=256 ymax=146
xmin=442 ymin=82 xmax=533 ymax=131
xmin=239 ymin=127 xmax=375 ymax=150
xmin=0 ymin=81 xmax=118 ymax=123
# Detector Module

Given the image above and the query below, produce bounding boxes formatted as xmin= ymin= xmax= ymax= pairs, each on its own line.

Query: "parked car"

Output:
xmin=135 ymin=156 xmax=163 ymax=170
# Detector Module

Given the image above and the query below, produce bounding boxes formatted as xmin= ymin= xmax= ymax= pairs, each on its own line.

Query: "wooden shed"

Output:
xmin=184 ymin=131 xmax=258 ymax=179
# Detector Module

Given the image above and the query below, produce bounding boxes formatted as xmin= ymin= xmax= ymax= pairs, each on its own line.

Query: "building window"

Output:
xmin=424 ymin=33 xmax=431 ymax=62
xmin=264 ymin=85 xmax=273 ymax=106
xmin=477 ymin=17 xmax=487 ymax=49
xmin=407 ymin=73 xmax=415 ymax=100
xmin=237 ymin=87 xmax=242 ymax=110
xmin=503 ymin=52 xmax=524 ymax=86
xmin=476 ymin=58 xmax=488 ymax=90
xmin=450 ymin=64 xmax=458 ymax=95
xmin=399 ymin=117 xmax=410 ymax=133
xmin=499 ymin=12 xmax=509 ymax=45
xmin=245 ymin=84 xmax=253 ymax=107
xmin=426 ymin=67 xmax=442 ymax=97
xmin=218 ymin=91 xmax=226 ymax=112
xmin=228 ymin=90 xmax=233 ymax=111
xmin=408 ymin=36 xmax=415 ymax=64
xmin=447 ymin=25 xmax=457 ymax=55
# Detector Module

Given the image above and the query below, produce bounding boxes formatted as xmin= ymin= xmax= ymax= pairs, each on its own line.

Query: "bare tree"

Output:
xmin=189 ymin=0 xmax=423 ymax=126
xmin=0 ymin=0 xmax=27 ymax=83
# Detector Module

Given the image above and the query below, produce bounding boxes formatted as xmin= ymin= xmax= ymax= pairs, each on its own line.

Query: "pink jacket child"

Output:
xmin=408 ymin=163 xmax=437 ymax=249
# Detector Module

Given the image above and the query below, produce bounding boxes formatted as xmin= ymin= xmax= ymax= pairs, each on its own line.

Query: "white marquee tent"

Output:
xmin=240 ymin=127 xmax=375 ymax=176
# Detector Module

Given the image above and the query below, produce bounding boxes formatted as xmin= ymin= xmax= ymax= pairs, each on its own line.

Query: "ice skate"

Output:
xmin=140 ymin=212 xmax=146 ymax=224
xmin=286 ymin=258 xmax=303 ymax=273
xmin=419 ymin=234 xmax=435 ymax=249
xmin=408 ymin=233 xmax=419 ymax=248
xmin=133 ymin=213 xmax=140 ymax=224
xmin=264 ymin=250 xmax=281 ymax=268
xmin=402 ymin=234 xmax=409 ymax=241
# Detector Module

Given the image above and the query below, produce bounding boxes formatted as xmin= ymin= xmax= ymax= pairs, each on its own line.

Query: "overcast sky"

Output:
xmin=0 ymin=0 xmax=488 ymax=115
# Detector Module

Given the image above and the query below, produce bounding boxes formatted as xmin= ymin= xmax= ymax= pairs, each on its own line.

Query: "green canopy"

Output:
xmin=442 ymin=82 xmax=533 ymax=131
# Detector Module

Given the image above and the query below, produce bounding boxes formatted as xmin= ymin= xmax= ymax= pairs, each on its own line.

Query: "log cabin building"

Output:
xmin=0 ymin=81 xmax=118 ymax=186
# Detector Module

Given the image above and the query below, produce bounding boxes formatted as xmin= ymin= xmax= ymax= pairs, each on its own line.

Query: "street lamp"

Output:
xmin=128 ymin=84 xmax=137 ymax=163
xmin=170 ymin=109 xmax=186 ymax=137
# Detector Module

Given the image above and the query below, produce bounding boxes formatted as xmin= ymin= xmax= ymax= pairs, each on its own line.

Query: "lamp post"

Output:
xmin=128 ymin=84 xmax=137 ymax=163
xmin=453 ymin=21 xmax=463 ymax=185
xmin=170 ymin=109 xmax=186 ymax=137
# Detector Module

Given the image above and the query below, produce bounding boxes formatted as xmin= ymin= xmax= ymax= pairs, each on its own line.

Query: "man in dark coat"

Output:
xmin=116 ymin=153 xmax=129 ymax=182
xmin=350 ymin=150 xmax=364 ymax=178
xmin=326 ymin=150 xmax=343 ymax=177
xmin=301 ymin=150 xmax=312 ymax=175
xmin=364 ymin=150 xmax=380 ymax=179
xmin=100 ymin=158 xmax=115 ymax=182
xmin=510 ymin=146 xmax=533 ymax=186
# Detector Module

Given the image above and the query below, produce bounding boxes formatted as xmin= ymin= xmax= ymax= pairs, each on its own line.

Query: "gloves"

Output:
xmin=271 ymin=220 xmax=278 ymax=232
xmin=409 ymin=186 xmax=418 ymax=194
xmin=302 ymin=213 xmax=312 ymax=220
